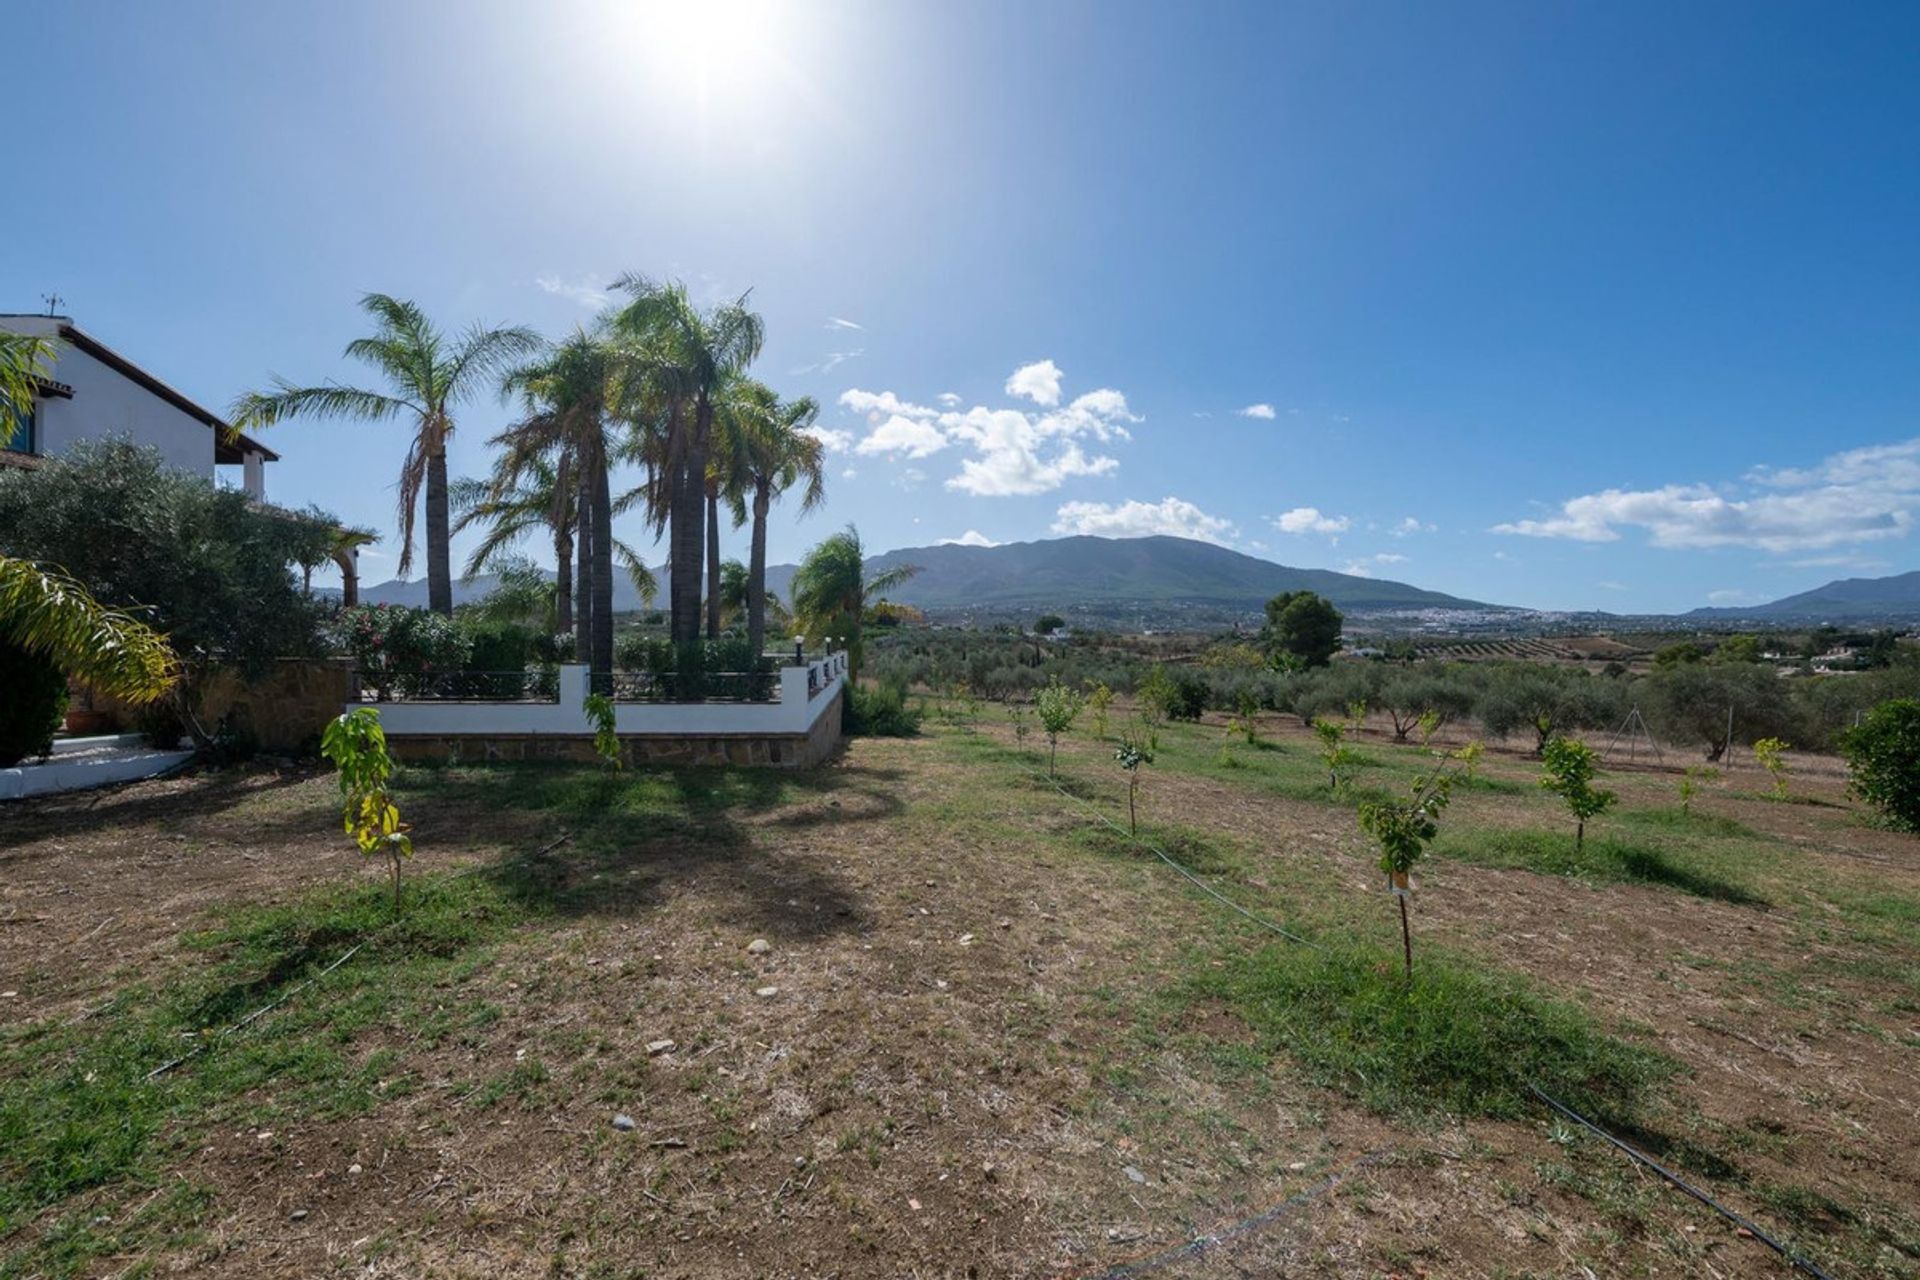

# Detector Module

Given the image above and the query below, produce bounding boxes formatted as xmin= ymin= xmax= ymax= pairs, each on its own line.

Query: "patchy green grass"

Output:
xmin=0 ymin=871 xmax=534 ymax=1273
xmin=1175 ymin=939 xmax=1673 ymax=1125
xmin=1615 ymin=806 xmax=1758 ymax=840
xmin=1434 ymin=829 xmax=1769 ymax=905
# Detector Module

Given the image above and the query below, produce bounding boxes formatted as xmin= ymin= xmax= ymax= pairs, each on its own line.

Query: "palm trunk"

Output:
xmin=591 ymin=444 xmax=615 ymax=687
xmin=705 ymin=482 xmax=722 ymax=640
xmin=554 ymin=522 xmax=573 ymax=636
xmin=747 ymin=483 xmax=771 ymax=663
xmin=425 ymin=448 xmax=453 ymax=616
xmin=575 ymin=465 xmax=593 ymax=662
xmin=670 ymin=401 xmax=708 ymax=649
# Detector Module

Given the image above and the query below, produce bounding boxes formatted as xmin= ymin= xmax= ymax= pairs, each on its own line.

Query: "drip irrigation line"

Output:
xmin=1078 ymin=1147 xmax=1390 ymax=1279
xmin=143 ymin=832 xmax=574 ymax=1082
xmin=971 ymin=723 xmax=1839 ymax=1279
xmin=1015 ymin=750 xmax=1326 ymax=953
xmin=1527 ymin=1084 xmax=1836 ymax=1279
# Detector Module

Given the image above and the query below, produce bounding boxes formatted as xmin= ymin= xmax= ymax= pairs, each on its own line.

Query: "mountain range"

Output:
xmin=352 ymin=535 xmax=1501 ymax=624
xmin=348 ymin=534 xmax=1920 ymax=627
xmin=1686 ymin=570 xmax=1920 ymax=623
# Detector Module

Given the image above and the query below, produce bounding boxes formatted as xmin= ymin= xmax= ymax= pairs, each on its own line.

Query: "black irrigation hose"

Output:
xmin=981 ymin=725 xmax=1840 ymax=1279
xmin=1080 ymin=1147 xmax=1390 ymax=1279
xmin=1528 ymin=1084 xmax=1837 ymax=1279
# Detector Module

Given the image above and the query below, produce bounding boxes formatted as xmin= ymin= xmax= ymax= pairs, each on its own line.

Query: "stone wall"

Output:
xmin=90 ymin=659 xmax=352 ymax=753
xmin=387 ymin=688 xmax=845 ymax=770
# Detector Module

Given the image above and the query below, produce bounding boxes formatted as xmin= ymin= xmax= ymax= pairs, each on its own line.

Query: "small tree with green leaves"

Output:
xmin=1540 ymin=737 xmax=1615 ymax=852
xmin=1233 ymin=689 xmax=1261 ymax=745
xmin=1314 ymin=718 xmax=1355 ymax=791
xmin=1841 ymin=698 xmax=1920 ymax=831
xmin=1753 ymin=737 xmax=1790 ymax=800
xmin=320 ymin=708 xmax=413 ymax=910
xmin=1007 ymin=700 xmax=1031 ymax=751
xmin=1034 ymin=677 xmax=1082 ymax=777
xmin=1345 ymin=699 xmax=1368 ymax=732
xmin=1114 ymin=732 xmax=1155 ymax=836
xmin=1417 ymin=708 xmax=1443 ymax=750
xmin=1358 ymin=766 xmax=1455 ymax=978
xmin=1456 ymin=739 xmax=1484 ymax=782
xmin=584 ymin=692 xmax=622 ymax=771
xmin=1084 ymin=680 xmax=1114 ymax=740
xmin=1679 ymin=763 xmax=1719 ymax=816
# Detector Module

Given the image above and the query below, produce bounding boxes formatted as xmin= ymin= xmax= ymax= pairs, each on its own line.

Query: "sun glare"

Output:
xmin=621 ymin=0 xmax=795 ymax=111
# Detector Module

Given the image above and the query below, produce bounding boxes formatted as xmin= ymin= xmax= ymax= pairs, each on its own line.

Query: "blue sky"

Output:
xmin=8 ymin=0 xmax=1920 ymax=614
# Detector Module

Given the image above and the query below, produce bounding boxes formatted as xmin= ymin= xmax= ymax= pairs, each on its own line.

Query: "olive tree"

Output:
xmin=1539 ymin=737 xmax=1615 ymax=852
xmin=1641 ymin=661 xmax=1796 ymax=762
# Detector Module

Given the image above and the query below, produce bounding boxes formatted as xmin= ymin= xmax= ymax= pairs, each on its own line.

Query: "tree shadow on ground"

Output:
xmin=0 ymin=766 xmax=324 ymax=853
xmin=397 ymin=761 xmax=909 ymax=940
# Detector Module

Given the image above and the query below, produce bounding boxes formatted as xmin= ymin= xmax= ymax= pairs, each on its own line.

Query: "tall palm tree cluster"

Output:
xmin=230 ymin=282 xmax=828 ymax=678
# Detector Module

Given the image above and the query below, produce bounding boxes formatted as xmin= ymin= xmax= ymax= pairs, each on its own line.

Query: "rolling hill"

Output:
xmin=1687 ymin=569 xmax=1920 ymax=623
xmin=855 ymin=535 xmax=1501 ymax=618
xmin=351 ymin=535 xmax=1507 ymax=623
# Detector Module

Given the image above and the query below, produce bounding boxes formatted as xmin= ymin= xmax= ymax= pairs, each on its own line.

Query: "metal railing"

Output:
xmin=599 ymin=669 xmax=778 ymax=703
xmin=350 ymin=669 xmax=561 ymax=703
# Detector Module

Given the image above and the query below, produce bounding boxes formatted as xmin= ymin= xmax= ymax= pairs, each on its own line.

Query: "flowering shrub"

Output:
xmin=334 ymin=604 xmax=472 ymax=699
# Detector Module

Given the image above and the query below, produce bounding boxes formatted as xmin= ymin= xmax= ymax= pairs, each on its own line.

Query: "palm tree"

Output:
xmin=229 ymin=294 xmax=541 ymax=615
xmin=606 ymin=276 xmax=764 ymax=650
xmin=452 ymin=454 xmax=576 ymax=633
xmin=491 ymin=330 xmax=625 ymax=676
xmin=790 ymin=525 xmax=918 ymax=681
xmin=724 ymin=382 xmax=826 ymax=661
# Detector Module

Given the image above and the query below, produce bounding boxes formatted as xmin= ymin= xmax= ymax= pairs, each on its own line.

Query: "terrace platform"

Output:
xmin=352 ymin=655 xmax=849 ymax=769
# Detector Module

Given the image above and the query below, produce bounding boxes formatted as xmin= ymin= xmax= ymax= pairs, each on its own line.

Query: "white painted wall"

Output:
xmin=358 ymin=656 xmax=850 ymax=739
xmin=4 ymin=316 xmax=217 ymax=477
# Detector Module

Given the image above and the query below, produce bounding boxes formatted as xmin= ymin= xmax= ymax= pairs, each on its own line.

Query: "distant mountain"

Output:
xmin=354 ymin=570 xmax=663 ymax=613
xmin=1688 ymin=570 xmax=1920 ymax=623
xmin=858 ymin=535 xmax=1505 ymax=619
xmin=344 ymin=535 xmax=1506 ymax=625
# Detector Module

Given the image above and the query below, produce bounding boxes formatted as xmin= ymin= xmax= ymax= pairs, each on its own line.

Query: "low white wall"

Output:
xmin=359 ymin=656 xmax=850 ymax=739
xmin=1 ymin=746 xmax=194 ymax=801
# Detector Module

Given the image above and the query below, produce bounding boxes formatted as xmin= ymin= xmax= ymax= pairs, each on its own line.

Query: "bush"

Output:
xmin=0 ymin=641 xmax=69 ymax=766
xmin=845 ymin=680 xmax=923 ymax=737
xmin=616 ymin=630 xmax=673 ymax=674
xmin=464 ymin=621 xmax=535 ymax=676
xmin=334 ymin=604 xmax=472 ymax=699
xmin=1841 ymin=698 xmax=1920 ymax=831
xmin=133 ymin=698 xmax=188 ymax=749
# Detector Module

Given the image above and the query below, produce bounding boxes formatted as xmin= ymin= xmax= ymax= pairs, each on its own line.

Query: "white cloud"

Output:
xmin=1237 ymin=403 xmax=1277 ymax=420
xmin=1372 ymin=552 xmax=1409 ymax=565
xmin=1051 ymin=496 xmax=1236 ymax=545
xmin=535 ymin=274 xmax=612 ymax=310
xmin=825 ymin=316 xmax=864 ymax=331
xmin=1005 ymin=359 xmax=1064 ymax=407
xmin=840 ymin=467 xmax=858 ymax=480
xmin=854 ymin=414 xmax=948 ymax=459
xmin=1597 ymin=580 xmax=1628 ymax=592
xmin=1340 ymin=561 xmax=1375 ymax=578
xmin=1782 ymin=552 xmax=1890 ymax=570
xmin=1273 ymin=507 xmax=1351 ymax=535
xmin=801 ymin=425 xmax=854 ymax=452
xmin=842 ymin=365 xmax=1135 ymax=497
xmin=792 ymin=348 xmax=863 ymax=376
xmin=939 ymin=530 xmax=1000 ymax=547
xmin=938 ymin=391 xmax=962 ymax=407
xmin=1707 ymin=588 xmax=1756 ymax=603
xmin=840 ymin=388 xmax=937 ymax=420
xmin=894 ymin=467 xmax=927 ymax=491
xmin=1393 ymin=517 xmax=1434 ymax=536
xmin=1493 ymin=438 xmax=1920 ymax=553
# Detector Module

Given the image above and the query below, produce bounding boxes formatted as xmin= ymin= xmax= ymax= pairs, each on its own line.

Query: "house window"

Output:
xmin=3 ymin=404 xmax=33 ymax=455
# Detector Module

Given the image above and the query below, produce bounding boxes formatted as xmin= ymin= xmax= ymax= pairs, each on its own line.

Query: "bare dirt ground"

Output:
xmin=3 ymin=716 xmax=1917 ymax=1279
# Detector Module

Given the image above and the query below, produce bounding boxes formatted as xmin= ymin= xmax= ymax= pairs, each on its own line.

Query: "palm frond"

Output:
xmin=0 ymin=555 xmax=179 ymax=703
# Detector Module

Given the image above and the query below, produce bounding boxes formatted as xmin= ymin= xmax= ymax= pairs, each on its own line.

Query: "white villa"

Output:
xmin=1 ymin=312 xmax=279 ymax=498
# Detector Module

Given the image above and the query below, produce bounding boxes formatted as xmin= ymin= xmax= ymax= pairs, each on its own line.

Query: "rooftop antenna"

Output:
xmin=41 ymin=293 xmax=63 ymax=317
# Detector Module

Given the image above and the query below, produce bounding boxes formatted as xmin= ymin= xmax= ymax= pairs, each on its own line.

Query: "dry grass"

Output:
xmin=1 ymin=712 xmax=1916 ymax=1278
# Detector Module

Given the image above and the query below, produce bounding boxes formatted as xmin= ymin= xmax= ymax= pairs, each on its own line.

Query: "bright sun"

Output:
xmin=624 ymin=0 xmax=794 ymax=106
